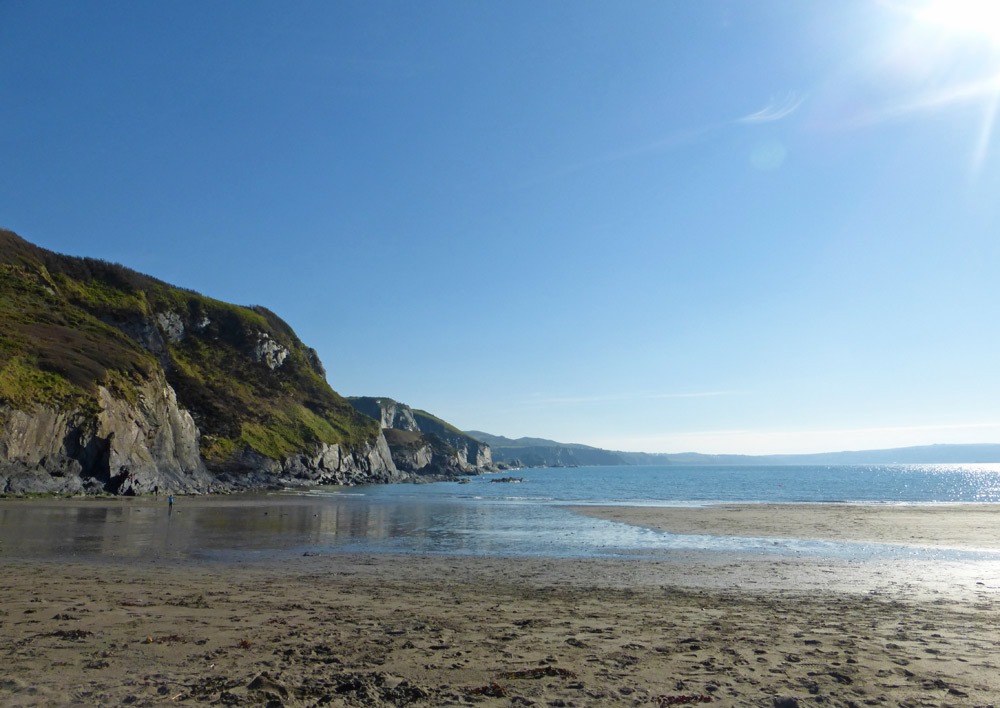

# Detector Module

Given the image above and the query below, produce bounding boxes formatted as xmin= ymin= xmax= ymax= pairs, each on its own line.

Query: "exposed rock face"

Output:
xmin=349 ymin=397 xmax=419 ymax=432
xmin=0 ymin=373 xmax=212 ymax=495
xmin=254 ymin=333 xmax=290 ymax=370
xmin=392 ymin=442 xmax=435 ymax=473
xmin=348 ymin=397 xmax=494 ymax=477
xmin=411 ymin=411 xmax=493 ymax=472
xmin=212 ymin=431 xmax=406 ymax=490
xmin=0 ymin=372 xmax=404 ymax=495
xmin=156 ymin=311 xmax=185 ymax=343
xmin=381 ymin=429 xmax=435 ymax=473
xmin=97 ymin=377 xmax=209 ymax=494
xmin=0 ymin=407 xmax=102 ymax=494
xmin=448 ymin=439 xmax=492 ymax=471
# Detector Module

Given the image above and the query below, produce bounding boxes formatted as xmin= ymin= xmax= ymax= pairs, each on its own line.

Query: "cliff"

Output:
xmin=348 ymin=397 xmax=493 ymax=477
xmin=0 ymin=230 xmax=404 ymax=494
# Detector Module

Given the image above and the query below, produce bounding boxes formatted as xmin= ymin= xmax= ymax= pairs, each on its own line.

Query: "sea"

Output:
xmin=3 ymin=463 xmax=1000 ymax=564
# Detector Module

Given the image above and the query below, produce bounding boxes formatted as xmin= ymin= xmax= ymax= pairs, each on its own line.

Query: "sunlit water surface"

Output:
xmin=3 ymin=464 xmax=1000 ymax=563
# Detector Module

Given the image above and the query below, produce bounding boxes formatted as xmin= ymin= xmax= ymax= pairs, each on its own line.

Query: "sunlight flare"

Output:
xmin=915 ymin=0 xmax=1000 ymax=43
xmin=869 ymin=0 xmax=1000 ymax=172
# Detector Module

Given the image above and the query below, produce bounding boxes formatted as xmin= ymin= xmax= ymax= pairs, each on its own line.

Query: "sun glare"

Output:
xmin=879 ymin=0 xmax=1000 ymax=173
xmin=916 ymin=0 xmax=1000 ymax=43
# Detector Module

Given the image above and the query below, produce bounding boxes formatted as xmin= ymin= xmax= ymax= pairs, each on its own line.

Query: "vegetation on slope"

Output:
xmin=0 ymin=229 xmax=379 ymax=467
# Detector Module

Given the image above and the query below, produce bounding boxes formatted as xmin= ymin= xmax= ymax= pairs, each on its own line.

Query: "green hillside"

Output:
xmin=0 ymin=230 xmax=382 ymax=489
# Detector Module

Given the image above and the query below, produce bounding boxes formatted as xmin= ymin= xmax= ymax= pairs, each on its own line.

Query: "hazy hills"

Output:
xmin=467 ymin=431 xmax=628 ymax=467
xmin=467 ymin=432 xmax=1000 ymax=467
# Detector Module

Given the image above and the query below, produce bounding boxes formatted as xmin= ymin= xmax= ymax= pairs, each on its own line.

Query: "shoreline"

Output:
xmin=572 ymin=502 xmax=1000 ymax=550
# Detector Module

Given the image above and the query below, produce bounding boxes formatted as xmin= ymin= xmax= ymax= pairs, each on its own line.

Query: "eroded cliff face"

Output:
xmin=348 ymin=397 xmax=494 ymax=477
xmin=450 ymin=440 xmax=493 ymax=471
xmin=0 ymin=373 xmax=212 ymax=494
xmin=348 ymin=397 xmax=419 ymax=432
xmin=390 ymin=441 xmax=435 ymax=473
xmin=0 ymin=373 xmax=405 ymax=495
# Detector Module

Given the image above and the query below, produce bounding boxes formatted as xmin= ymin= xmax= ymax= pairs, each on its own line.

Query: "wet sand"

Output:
xmin=3 ymin=504 xmax=1000 ymax=706
xmin=574 ymin=503 xmax=1000 ymax=550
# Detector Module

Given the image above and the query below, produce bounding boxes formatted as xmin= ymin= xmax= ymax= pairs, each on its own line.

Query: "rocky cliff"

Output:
xmin=0 ymin=371 xmax=213 ymax=494
xmin=348 ymin=397 xmax=493 ymax=477
xmin=0 ymin=230 xmax=404 ymax=494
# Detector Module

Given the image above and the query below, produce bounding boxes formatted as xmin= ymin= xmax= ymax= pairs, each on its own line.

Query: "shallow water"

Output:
xmin=3 ymin=464 xmax=1000 ymax=563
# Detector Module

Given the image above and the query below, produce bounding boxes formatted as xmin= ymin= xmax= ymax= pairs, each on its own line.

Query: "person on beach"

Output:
xmin=168 ymin=495 xmax=174 ymax=511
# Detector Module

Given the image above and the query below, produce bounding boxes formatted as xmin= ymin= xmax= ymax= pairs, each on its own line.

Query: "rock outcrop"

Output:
xmin=348 ymin=397 xmax=494 ymax=477
xmin=210 ymin=432 xmax=406 ymax=491
xmin=0 ymin=372 xmax=211 ymax=494
xmin=411 ymin=410 xmax=492 ymax=471
xmin=348 ymin=397 xmax=419 ymax=432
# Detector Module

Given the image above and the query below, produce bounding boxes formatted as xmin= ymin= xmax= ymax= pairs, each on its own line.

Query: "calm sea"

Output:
xmin=427 ymin=462 xmax=1000 ymax=505
xmin=3 ymin=464 xmax=1000 ymax=563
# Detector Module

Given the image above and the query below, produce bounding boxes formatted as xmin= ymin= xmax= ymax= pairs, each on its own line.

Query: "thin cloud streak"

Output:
xmin=737 ymin=93 xmax=804 ymax=124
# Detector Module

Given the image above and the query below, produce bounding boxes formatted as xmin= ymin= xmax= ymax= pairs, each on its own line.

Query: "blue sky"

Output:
xmin=2 ymin=0 xmax=999 ymax=454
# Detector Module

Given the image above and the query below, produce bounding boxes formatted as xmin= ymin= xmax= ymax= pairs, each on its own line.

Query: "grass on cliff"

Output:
xmin=166 ymin=317 xmax=378 ymax=462
xmin=0 ymin=356 xmax=89 ymax=411
xmin=0 ymin=229 xmax=380 ymax=465
xmin=0 ymin=261 xmax=156 ymax=411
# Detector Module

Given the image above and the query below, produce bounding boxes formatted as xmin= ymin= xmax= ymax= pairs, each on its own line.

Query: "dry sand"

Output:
xmin=3 ymin=504 xmax=1000 ymax=707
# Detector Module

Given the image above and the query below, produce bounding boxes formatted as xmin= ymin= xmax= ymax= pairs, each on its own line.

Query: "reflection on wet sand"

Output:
xmin=0 ymin=493 xmax=540 ymax=561
xmin=6 ymin=492 xmax=1000 ymax=565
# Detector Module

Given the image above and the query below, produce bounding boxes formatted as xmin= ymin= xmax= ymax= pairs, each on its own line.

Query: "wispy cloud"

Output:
xmin=737 ymin=92 xmax=805 ymax=124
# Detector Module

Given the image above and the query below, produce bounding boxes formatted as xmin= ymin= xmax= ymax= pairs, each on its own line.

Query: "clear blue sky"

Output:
xmin=3 ymin=1 xmax=999 ymax=454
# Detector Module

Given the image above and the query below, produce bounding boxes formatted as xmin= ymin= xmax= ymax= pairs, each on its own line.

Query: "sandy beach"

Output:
xmin=3 ymin=503 xmax=1000 ymax=707
xmin=574 ymin=503 xmax=1000 ymax=550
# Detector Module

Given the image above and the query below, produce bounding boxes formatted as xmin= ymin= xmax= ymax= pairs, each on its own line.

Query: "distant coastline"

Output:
xmin=467 ymin=433 xmax=1000 ymax=468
